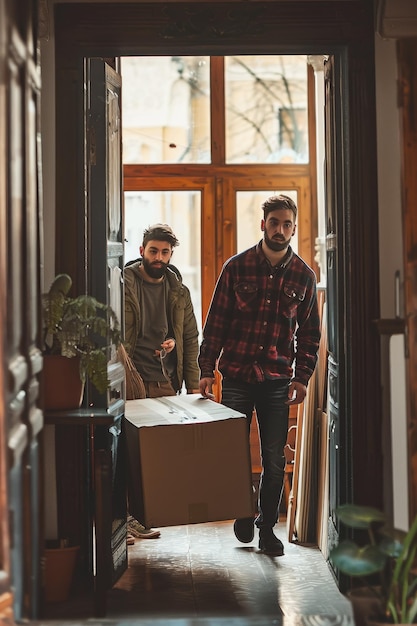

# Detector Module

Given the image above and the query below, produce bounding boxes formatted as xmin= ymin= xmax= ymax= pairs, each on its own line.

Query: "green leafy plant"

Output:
xmin=42 ymin=273 xmax=121 ymax=395
xmin=330 ymin=504 xmax=417 ymax=623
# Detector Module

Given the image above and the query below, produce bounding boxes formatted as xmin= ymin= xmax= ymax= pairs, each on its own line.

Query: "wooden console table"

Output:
xmin=44 ymin=406 xmax=127 ymax=617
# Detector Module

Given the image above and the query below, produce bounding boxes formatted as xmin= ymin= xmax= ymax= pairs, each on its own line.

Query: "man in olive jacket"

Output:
xmin=124 ymin=223 xmax=200 ymax=398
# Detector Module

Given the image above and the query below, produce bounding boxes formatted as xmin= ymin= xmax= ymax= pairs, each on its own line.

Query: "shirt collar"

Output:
xmin=256 ymin=241 xmax=294 ymax=269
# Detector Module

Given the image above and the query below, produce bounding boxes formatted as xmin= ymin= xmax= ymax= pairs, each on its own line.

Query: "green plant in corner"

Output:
xmin=330 ymin=504 xmax=417 ymax=623
xmin=42 ymin=273 xmax=121 ymax=395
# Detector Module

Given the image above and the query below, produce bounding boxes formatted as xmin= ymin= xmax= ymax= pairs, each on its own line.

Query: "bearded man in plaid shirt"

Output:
xmin=199 ymin=195 xmax=321 ymax=556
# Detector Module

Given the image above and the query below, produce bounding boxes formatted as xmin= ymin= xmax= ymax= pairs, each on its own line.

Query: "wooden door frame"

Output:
xmin=0 ymin=0 xmax=12 ymax=619
xmin=1 ymin=0 xmax=43 ymax=620
xmin=53 ymin=0 xmax=383 ymax=528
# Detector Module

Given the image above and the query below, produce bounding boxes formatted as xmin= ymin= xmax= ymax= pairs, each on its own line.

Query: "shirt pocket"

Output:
xmin=233 ymin=281 xmax=258 ymax=311
xmin=281 ymin=282 xmax=306 ymax=318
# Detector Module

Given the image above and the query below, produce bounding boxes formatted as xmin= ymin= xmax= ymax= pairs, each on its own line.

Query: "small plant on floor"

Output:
xmin=330 ymin=504 xmax=417 ymax=623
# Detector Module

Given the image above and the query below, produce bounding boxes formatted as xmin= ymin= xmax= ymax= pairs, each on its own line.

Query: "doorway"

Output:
xmin=53 ymin=0 xmax=383 ymax=598
xmin=121 ymin=54 xmax=320 ymax=535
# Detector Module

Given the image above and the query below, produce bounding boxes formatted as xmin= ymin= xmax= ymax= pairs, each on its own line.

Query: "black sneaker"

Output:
xmin=233 ymin=517 xmax=255 ymax=543
xmin=258 ymin=528 xmax=284 ymax=555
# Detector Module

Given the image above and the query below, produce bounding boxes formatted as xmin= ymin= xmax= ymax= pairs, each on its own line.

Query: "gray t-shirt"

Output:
xmin=132 ymin=279 xmax=175 ymax=383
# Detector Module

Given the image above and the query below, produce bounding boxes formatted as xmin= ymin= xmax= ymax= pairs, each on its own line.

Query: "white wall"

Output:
xmin=375 ymin=36 xmax=403 ymax=320
xmin=374 ymin=34 xmax=408 ymax=530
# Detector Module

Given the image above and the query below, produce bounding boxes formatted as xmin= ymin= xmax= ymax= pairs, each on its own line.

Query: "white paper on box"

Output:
xmin=124 ymin=395 xmax=255 ymax=527
xmin=125 ymin=394 xmax=245 ymax=425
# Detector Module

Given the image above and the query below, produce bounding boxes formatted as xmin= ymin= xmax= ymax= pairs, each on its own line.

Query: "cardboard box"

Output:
xmin=124 ymin=394 xmax=254 ymax=528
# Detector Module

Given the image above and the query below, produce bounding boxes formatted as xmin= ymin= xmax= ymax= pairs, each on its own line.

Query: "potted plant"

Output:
xmin=41 ymin=273 xmax=121 ymax=408
xmin=43 ymin=538 xmax=80 ymax=603
xmin=330 ymin=504 xmax=417 ymax=624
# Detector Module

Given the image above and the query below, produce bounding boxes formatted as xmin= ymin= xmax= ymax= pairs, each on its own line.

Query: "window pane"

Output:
xmin=236 ymin=190 xmax=299 ymax=254
xmin=124 ymin=190 xmax=202 ymax=335
xmin=121 ymin=57 xmax=211 ymax=164
xmin=225 ymin=56 xmax=309 ymax=164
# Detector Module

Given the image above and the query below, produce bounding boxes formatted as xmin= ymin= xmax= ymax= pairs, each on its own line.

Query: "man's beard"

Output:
xmin=263 ymin=231 xmax=291 ymax=252
xmin=142 ymin=258 xmax=168 ymax=279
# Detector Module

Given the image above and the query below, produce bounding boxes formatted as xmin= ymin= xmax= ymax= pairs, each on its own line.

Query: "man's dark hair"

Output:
xmin=262 ymin=195 xmax=298 ymax=220
xmin=142 ymin=223 xmax=180 ymax=248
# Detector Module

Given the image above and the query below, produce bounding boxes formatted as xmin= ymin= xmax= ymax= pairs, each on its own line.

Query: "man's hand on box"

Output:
xmin=199 ymin=377 xmax=215 ymax=400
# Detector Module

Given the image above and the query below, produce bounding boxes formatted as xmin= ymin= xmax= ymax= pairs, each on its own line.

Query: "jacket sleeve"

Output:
xmin=198 ymin=263 xmax=232 ymax=378
xmin=123 ymin=267 xmax=139 ymax=356
xmin=293 ymin=277 xmax=321 ymax=386
xmin=181 ymin=285 xmax=200 ymax=391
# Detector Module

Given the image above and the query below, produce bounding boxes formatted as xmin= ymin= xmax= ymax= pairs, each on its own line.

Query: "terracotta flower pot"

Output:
xmin=44 ymin=545 xmax=79 ymax=603
xmin=367 ymin=620 xmax=416 ymax=626
xmin=41 ymin=354 xmax=84 ymax=410
xmin=347 ymin=587 xmax=385 ymax=626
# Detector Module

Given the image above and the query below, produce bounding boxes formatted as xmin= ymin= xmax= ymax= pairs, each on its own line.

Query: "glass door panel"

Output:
xmin=121 ymin=57 xmax=211 ymax=165
xmin=124 ymin=190 xmax=202 ymax=335
xmin=225 ymin=55 xmax=309 ymax=164
xmin=221 ymin=177 xmax=311 ymax=266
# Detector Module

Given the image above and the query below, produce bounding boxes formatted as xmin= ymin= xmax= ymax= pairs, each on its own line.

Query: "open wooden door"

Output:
xmin=323 ymin=55 xmax=346 ymax=562
xmin=323 ymin=40 xmax=383 ymax=577
xmin=1 ymin=0 xmax=43 ymax=621
xmin=84 ymin=57 xmax=127 ymax=615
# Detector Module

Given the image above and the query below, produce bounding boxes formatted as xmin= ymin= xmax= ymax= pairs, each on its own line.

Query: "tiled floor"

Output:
xmin=34 ymin=520 xmax=353 ymax=626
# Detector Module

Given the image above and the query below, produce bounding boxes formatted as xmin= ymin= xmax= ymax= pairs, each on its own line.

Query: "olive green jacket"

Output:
xmin=124 ymin=261 xmax=200 ymax=392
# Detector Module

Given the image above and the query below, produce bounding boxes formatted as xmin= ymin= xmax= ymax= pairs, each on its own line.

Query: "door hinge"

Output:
xmin=88 ymin=123 xmax=97 ymax=166
xmin=326 ymin=232 xmax=337 ymax=251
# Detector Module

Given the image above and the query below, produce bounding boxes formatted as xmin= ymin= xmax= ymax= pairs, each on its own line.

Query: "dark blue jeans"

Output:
xmin=221 ymin=377 xmax=290 ymax=529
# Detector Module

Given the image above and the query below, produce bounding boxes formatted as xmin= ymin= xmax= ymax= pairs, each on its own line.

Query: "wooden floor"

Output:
xmin=34 ymin=519 xmax=354 ymax=626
